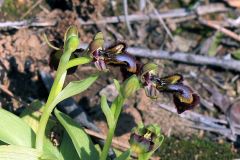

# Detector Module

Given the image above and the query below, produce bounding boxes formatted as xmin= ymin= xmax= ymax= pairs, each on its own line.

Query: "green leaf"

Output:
xmin=113 ymin=79 xmax=121 ymax=95
xmin=101 ymin=95 xmax=114 ymax=128
xmin=121 ymin=75 xmax=140 ymax=98
xmin=20 ymin=101 xmax=63 ymax=160
xmin=54 ymin=74 xmax=98 ymax=105
xmin=59 ymin=132 xmax=79 ymax=160
xmin=115 ymin=149 xmax=131 ymax=160
xmin=54 ymin=109 xmax=99 ymax=160
xmin=0 ymin=145 xmax=40 ymax=160
xmin=232 ymin=49 xmax=240 ymax=60
xmin=0 ymin=108 xmax=35 ymax=147
xmin=111 ymin=95 xmax=124 ymax=120
xmin=20 ymin=100 xmax=43 ymax=133
xmin=67 ymin=57 xmax=92 ymax=69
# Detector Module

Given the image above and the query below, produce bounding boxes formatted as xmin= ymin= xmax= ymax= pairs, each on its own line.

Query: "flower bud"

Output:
xmin=129 ymin=124 xmax=163 ymax=155
xmin=65 ymin=25 xmax=79 ymax=42
xmin=121 ymin=75 xmax=140 ymax=98
xmin=64 ymin=26 xmax=80 ymax=52
xmin=65 ymin=37 xmax=80 ymax=52
xmin=140 ymin=63 xmax=158 ymax=82
xmin=89 ymin=32 xmax=104 ymax=54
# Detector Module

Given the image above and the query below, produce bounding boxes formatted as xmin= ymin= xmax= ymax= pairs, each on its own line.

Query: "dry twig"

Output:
xmin=126 ymin=47 xmax=240 ymax=72
xmin=21 ymin=0 xmax=44 ymax=19
xmin=0 ymin=19 xmax=56 ymax=29
xmin=84 ymin=128 xmax=130 ymax=150
xmin=79 ymin=4 xmax=227 ymax=25
xmin=123 ymin=0 xmax=134 ymax=37
xmin=199 ymin=18 xmax=240 ymax=42
xmin=157 ymin=103 xmax=237 ymax=141
xmin=146 ymin=0 xmax=175 ymax=42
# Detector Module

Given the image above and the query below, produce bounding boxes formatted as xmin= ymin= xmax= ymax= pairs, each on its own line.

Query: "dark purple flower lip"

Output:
xmin=105 ymin=53 xmax=137 ymax=73
xmin=157 ymin=82 xmax=199 ymax=113
xmin=173 ymin=93 xmax=200 ymax=114
xmin=140 ymin=72 xmax=199 ymax=113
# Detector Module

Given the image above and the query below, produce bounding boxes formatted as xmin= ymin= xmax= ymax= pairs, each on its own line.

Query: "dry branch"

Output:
xmin=157 ymin=103 xmax=237 ymax=141
xmin=126 ymin=47 xmax=240 ymax=72
xmin=21 ymin=0 xmax=44 ymax=19
xmin=79 ymin=4 xmax=227 ymax=25
xmin=84 ymin=128 xmax=130 ymax=150
xmin=0 ymin=19 xmax=56 ymax=29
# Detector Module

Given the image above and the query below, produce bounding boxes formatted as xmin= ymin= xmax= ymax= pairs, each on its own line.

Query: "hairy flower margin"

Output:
xmin=87 ymin=32 xmax=199 ymax=114
xmin=49 ymin=31 xmax=199 ymax=114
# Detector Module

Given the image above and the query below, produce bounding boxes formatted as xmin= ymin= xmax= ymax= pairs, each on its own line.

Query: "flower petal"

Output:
xmin=106 ymin=41 xmax=127 ymax=54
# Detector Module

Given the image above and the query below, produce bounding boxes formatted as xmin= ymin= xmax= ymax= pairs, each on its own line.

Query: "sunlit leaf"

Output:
xmin=54 ymin=109 xmax=99 ymax=159
xmin=0 ymin=145 xmax=40 ymax=160
xmin=20 ymin=100 xmax=43 ymax=132
xmin=101 ymin=95 xmax=114 ymax=127
xmin=0 ymin=108 xmax=35 ymax=147
xmin=113 ymin=79 xmax=121 ymax=95
xmin=20 ymin=101 xmax=63 ymax=160
xmin=54 ymin=74 xmax=98 ymax=105
xmin=115 ymin=149 xmax=131 ymax=160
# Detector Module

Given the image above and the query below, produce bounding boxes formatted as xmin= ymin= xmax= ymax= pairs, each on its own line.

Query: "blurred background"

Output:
xmin=0 ymin=0 xmax=240 ymax=159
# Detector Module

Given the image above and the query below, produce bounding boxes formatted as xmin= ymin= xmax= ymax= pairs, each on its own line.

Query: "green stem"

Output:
xmin=100 ymin=96 xmax=125 ymax=160
xmin=36 ymin=50 xmax=71 ymax=151
xmin=100 ymin=125 xmax=116 ymax=160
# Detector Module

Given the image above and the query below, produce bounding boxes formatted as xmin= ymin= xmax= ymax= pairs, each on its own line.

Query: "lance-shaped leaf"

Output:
xmin=54 ymin=109 xmax=99 ymax=159
xmin=20 ymin=100 xmax=64 ymax=160
xmin=0 ymin=108 xmax=35 ymax=147
xmin=59 ymin=132 xmax=79 ymax=160
xmin=0 ymin=145 xmax=41 ymax=160
xmin=115 ymin=149 xmax=131 ymax=160
xmin=53 ymin=74 xmax=98 ymax=106
xmin=101 ymin=95 xmax=114 ymax=128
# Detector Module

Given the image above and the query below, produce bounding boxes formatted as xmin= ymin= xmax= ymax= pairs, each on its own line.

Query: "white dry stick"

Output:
xmin=139 ymin=0 xmax=146 ymax=11
xmin=146 ymin=0 xmax=175 ymax=42
xmin=79 ymin=4 xmax=227 ymax=25
xmin=0 ymin=19 xmax=56 ymax=29
xmin=123 ymin=0 xmax=134 ymax=37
